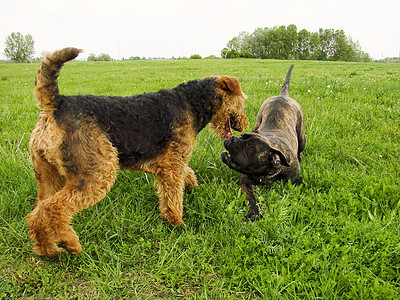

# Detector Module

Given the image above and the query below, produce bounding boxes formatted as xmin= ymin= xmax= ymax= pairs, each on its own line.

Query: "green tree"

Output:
xmin=285 ymin=24 xmax=298 ymax=59
xmin=221 ymin=47 xmax=229 ymax=58
xmin=227 ymin=31 xmax=251 ymax=53
xmin=4 ymin=32 xmax=35 ymax=62
xmin=349 ymin=39 xmax=372 ymax=62
xmin=88 ymin=53 xmax=112 ymax=61
xmin=189 ymin=54 xmax=202 ymax=59
xmin=97 ymin=53 xmax=112 ymax=61
xmin=318 ymin=28 xmax=336 ymax=60
xmin=227 ymin=36 xmax=241 ymax=51
xmin=297 ymin=29 xmax=311 ymax=59
xmin=331 ymin=30 xmax=353 ymax=61
xmin=87 ymin=53 xmax=97 ymax=61
xmin=275 ymin=25 xmax=291 ymax=59
xmin=309 ymin=32 xmax=322 ymax=60
xmin=223 ymin=25 xmax=370 ymax=62
xmin=225 ymin=49 xmax=240 ymax=58
xmin=240 ymin=51 xmax=254 ymax=58
xmin=264 ymin=27 xmax=280 ymax=59
xmin=248 ymin=27 xmax=266 ymax=58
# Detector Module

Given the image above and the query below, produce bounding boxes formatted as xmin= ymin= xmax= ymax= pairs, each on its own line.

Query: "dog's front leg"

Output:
xmin=154 ymin=168 xmax=186 ymax=226
xmin=240 ymin=175 xmax=262 ymax=221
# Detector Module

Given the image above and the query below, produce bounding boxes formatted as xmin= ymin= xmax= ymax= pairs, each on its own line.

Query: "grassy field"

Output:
xmin=0 ymin=58 xmax=399 ymax=299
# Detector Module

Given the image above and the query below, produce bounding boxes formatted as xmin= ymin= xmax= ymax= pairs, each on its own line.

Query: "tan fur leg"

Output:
xmin=150 ymin=149 xmax=188 ymax=226
xmin=27 ymin=205 xmax=63 ymax=257
xmin=27 ymin=181 xmax=82 ymax=257
xmin=27 ymin=158 xmax=118 ymax=257
xmin=184 ymin=166 xmax=198 ymax=189
xmin=154 ymin=168 xmax=185 ymax=225
xmin=27 ymin=156 xmax=66 ymax=257
xmin=27 ymin=124 xmax=118 ymax=257
xmin=31 ymin=153 xmax=65 ymax=201
xmin=27 ymin=155 xmax=118 ymax=256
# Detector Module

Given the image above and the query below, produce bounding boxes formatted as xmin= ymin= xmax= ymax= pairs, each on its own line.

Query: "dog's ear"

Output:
xmin=265 ymin=136 xmax=293 ymax=167
xmin=271 ymin=151 xmax=290 ymax=167
xmin=219 ymin=76 xmax=242 ymax=96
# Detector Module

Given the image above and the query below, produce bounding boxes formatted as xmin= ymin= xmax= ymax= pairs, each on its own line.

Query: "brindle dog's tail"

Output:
xmin=35 ymin=47 xmax=82 ymax=114
xmin=279 ymin=65 xmax=294 ymax=97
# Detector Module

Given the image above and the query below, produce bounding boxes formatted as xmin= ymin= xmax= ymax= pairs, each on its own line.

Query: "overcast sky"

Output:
xmin=1 ymin=0 xmax=399 ymax=60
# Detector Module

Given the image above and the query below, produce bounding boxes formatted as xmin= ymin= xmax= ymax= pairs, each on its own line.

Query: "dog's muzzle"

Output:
xmin=220 ymin=151 xmax=240 ymax=170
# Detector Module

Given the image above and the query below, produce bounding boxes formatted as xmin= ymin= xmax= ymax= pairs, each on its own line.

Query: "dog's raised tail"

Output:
xmin=279 ymin=65 xmax=294 ymax=97
xmin=35 ymin=47 xmax=83 ymax=114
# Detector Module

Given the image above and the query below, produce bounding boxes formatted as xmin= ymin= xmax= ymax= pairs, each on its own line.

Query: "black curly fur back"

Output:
xmin=54 ymin=79 xmax=220 ymax=166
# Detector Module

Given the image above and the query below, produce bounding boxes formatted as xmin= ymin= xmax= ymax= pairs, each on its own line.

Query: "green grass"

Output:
xmin=1 ymin=58 xmax=399 ymax=299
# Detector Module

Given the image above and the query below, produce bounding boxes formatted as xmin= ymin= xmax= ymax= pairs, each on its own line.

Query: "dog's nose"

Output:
xmin=224 ymin=136 xmax=238 ymax=148
xmin=231 ymin=136 xmax=239 ymax=143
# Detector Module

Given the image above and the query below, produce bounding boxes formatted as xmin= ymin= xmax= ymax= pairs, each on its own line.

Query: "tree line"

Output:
xmin=4 ymin=29 xmax=372 ymax=63
xmin=221 ymin=25 xmax=372 ymax=62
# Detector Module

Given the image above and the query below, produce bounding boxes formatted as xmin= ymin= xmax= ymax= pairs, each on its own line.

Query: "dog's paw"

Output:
xmin=32 ymin=243 xmax=63 ymax=257
xmin=59 ymin=241 xmax=82 ymax=255
xmin=160 ymin=212 xmax=185 ymax=226
xmin=291 ymin=177 xmax=303 ymax=186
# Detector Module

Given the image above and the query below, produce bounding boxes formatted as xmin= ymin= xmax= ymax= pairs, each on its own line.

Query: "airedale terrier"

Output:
xmin=27 ymin=47 xmax=249 ymax=257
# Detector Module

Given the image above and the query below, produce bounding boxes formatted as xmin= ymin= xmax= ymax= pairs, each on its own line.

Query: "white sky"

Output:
xmin=1 ymin=0 xmax=399 ymax=60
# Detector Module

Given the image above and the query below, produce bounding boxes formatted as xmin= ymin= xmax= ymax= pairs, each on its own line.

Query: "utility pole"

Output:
xmin=117 ymin=39 xmax=120 ymax=61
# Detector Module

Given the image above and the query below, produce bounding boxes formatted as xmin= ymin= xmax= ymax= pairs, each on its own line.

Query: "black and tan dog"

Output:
xmin=221 ymin=65 xmax=305 ymax=221
xmin=27 ymin=47 xmax=249 ymax=257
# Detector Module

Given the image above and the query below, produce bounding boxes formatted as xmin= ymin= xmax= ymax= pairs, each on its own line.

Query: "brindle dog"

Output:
xmin=221 ymin=65 xmax=306 ymax=221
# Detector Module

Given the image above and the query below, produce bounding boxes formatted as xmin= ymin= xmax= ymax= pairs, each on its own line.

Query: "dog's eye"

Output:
xmin=247 ymin=143 xmax=254 ymax=149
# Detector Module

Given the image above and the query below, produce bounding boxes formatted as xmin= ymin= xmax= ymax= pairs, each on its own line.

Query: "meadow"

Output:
xmin=0 ymin=57 xmax=399 ymax=299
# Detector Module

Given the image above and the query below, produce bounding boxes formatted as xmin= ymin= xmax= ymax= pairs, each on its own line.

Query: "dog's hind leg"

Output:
xmin=28 ymin=128 xmax=67 ymax=256
xmin=27 ymin=126 xmax=119 ymax=257
xmin=27 ymin=156 xmax=66 ymax=257
xmin=31 ymin=152 xmax=66 ymax=202
xmin=27 ymin=166 xmax=116 ymax=257
xmin=27 ymin=180 xmax=85 ymax=257
xmin=27 ymin=161 xmax=118 ymax=256
xmin=296 ymin=111 xmax=306 ymax=162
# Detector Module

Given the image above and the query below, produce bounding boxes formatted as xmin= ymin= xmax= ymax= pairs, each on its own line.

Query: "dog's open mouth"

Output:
xmin=220 ymin=151 xmax=240 ymax=169
xmin=225 ymin=116 xmax=240 ymax=140
xmin=266 ymin=166 xmax=285 ymax=179
xmin=225 ymin=118 xmax=233 ymax=140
